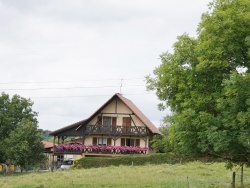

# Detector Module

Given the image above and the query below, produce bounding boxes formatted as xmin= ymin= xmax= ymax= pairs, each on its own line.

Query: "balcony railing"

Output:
xmin=84 ymin=125 xmax=147 ymax=136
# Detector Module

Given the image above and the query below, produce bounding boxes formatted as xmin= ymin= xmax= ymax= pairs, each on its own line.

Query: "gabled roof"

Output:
xmin=50 ymin=93 xmax=161 ymax=135
xmin=49 ymin=119 xmax=86 ymax=135
xmin=115 ymin=93 xmax=161 ymax=134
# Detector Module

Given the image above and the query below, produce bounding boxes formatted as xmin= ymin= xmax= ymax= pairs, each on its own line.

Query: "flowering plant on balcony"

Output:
xmin=106 ymin=145 xmax=114 ymax=153
xmin=55 ymin=144 xmax=148 ymax=154
xmin=55 ymin=143 xmax=85 ymax=153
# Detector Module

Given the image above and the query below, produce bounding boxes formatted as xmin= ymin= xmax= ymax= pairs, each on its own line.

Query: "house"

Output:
xmin=41 ymin=141 xmax=58 ymax=169
xmin=49 ymin=93 xmax=161 ymax=157
xmin=42 ymin=140 xmax=55 ymax=154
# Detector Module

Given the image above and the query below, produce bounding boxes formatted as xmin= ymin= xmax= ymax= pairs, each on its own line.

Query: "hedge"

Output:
xmin=72 ymin=153 xmax=216 ymax=169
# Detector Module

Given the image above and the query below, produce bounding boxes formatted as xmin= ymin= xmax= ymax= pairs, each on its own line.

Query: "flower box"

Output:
xmin=55 ymin=144 xmax=148 ymax=154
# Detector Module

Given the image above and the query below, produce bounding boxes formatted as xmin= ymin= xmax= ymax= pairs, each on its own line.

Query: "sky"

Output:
xmin=0 ymin=0 xmax=211 ymax=131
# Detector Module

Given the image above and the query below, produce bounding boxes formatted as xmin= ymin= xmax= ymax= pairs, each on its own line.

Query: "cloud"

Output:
xmin=0 ymin=0 xmax=211 ymax=130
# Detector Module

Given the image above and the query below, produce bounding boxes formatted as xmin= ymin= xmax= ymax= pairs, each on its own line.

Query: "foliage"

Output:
xmin=0 ymin=93 xmax=38 ymax=139
xmin=198 ymin=73 xmax=250 ymax=162
xmin=4 ymin=119 xmax=46 ymax=171
xmin=146 ymin=0 xmax=250 ymax=165
xmin=72 ymin=153 xmax=217 ymax=169
xmin=0 ymin=92 xmax=45 ymax=168
xmin=40 ymin=129 xmax=53 ymax=141
xmin=150 ymin=123 xmax=171 ymax=153
xmin=73 ymin=153 xmax=172 ymax=169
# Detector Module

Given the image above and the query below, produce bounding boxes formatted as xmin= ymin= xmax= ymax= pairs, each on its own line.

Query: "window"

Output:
xmin=97 ymin=116 xmax=117 ymax=126
xmin=57 ymin=155 xmax=64 ymax=162
xmin=93 ymin=137 xmax=112 ymax=146
xmin=98 ymin=137 xmax=107 ymax=145
xmin=126 ymin=138 xmax=134 ymax=146
xmin=103 ymin=117 xmax=111 ymax=126
xmin=121 ymin=138 xmax=140 ymax=147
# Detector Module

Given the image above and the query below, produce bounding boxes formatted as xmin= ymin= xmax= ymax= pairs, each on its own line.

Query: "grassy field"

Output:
xmin=1 ymin=162 xmax=250 ymax=188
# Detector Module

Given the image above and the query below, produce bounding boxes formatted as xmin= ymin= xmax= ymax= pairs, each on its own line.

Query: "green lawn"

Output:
xmin=1 ymin=162 xmax=249 ymax=188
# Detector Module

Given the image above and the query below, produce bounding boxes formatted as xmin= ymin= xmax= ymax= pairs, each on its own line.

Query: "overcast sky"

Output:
xmin=0 ymin=0 xmax=211 ymax=131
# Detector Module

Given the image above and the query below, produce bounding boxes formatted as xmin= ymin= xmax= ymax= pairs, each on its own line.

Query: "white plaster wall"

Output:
xmin=88 ymin=98 xmax=145 ymax=127
xmin=84 ymin=137 xmax=93 ymax=145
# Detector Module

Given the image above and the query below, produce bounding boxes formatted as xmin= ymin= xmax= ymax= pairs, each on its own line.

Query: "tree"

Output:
xmin=150 ymin=120 xmax=171 ymax=153
xmin=5 ymin=119 xmax=46 ymax=171
xmin=0 ymin=92 xmax=44 ymax=167
xmin=147 ymin=0 xmax=250 ymax=164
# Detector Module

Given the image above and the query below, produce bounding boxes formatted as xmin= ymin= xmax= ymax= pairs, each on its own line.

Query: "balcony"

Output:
xmin=54 ymin=144 xmax=148 ymax=155
xmin=84 ymin=125 xmax=147 ymax=136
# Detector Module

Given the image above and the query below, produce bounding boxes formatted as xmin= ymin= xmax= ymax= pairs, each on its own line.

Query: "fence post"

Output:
xmin=240 ymin=164 xmax=244 ymax=188
xmin=231 ymin=171 xmax=236 ymax=188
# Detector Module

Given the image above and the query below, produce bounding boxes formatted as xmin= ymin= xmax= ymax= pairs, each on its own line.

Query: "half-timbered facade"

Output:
xmin=50 ymin=93 xmax=161 ymax=156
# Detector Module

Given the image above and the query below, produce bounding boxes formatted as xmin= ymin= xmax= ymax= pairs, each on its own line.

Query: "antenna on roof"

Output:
xmin=120 ymin=78 xmax=123 ymax=94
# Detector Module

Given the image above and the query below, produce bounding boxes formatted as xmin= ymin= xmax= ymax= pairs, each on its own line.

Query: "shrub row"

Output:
xmin=72 ymin=153 xmax=216 ymax=169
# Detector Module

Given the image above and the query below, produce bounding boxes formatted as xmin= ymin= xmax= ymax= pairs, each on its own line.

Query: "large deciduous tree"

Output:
xmin=5 ymin=119 xmax=45 ymax=171
xmin=0 ymin=92 xmax=45 ymax=167
xmin=147 ymin=0 xmax=250 ymax=163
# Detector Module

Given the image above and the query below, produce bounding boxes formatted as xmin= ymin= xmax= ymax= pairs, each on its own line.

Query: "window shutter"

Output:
xmin=93 ymin=137 xmax=97 ymax=145
xmin=122 ymin=117 xmax=131 ymax=126
xmin=121 ymin=138 xmax=125 ymax=146
xmin=127 ymin=117 xmax=131 ymax=126
xmin=136 ymin=139 xmax=140 ymax=147
xmin=122 ymin=117 xmax=126 ymax=126
xmin=112 ymin=117 xmax=117 ymax=126
xmin=107 ymin=138 xmax=112 ymax=146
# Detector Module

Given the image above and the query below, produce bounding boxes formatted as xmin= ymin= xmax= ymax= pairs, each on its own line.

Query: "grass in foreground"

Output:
xmin=1 ymin=162 xmax=250 ymax=188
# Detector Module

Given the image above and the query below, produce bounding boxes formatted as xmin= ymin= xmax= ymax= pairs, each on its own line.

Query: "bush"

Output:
xmin=72 ymin=153 xmax=207 ymax=169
